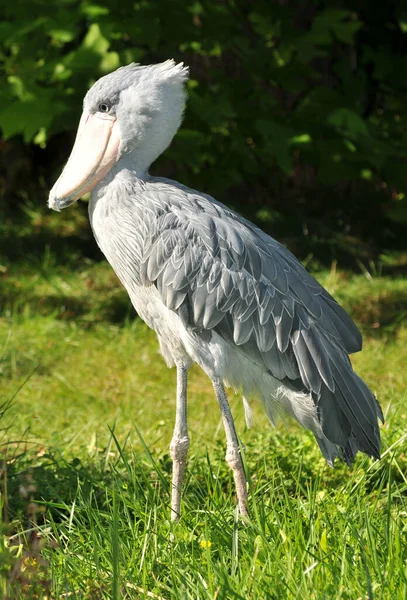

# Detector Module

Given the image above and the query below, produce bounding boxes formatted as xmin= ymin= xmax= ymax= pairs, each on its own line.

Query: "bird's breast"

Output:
xmin=89 ymin=191 xmax=143 ymax=283
xmin=88 ymin=191 xmax=189 ymax=361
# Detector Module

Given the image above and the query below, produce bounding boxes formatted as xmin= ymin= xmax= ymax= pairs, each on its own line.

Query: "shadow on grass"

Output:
xmin=1 ymin=274 xmax=406 ymax=332
xmin=0 ymin=285 xmax=135 ymax=326
xmin=351 ymin=287 xmax=407 ymax=333
xmin=3 ymin=438 xmax=171 ymax=528
xmin=0 ymin=218 xmax=100 ymax=268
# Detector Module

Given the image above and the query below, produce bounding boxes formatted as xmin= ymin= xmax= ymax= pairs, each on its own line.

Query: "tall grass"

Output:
xmin=0 ymin=210 xmax=406 ymax=598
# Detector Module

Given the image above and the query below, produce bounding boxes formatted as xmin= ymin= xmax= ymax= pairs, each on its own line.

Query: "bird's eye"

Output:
xmin=98 ymin=102 xmax=111 ymax=113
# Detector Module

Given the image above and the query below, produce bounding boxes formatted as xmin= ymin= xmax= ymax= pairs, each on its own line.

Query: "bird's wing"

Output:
xmin=138 ymin=183 xmax=382 ymax=460
xmin=139 ymin=185 xmax=361 ymax=389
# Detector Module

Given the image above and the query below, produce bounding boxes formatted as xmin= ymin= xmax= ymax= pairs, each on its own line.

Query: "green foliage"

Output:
xmin=0 ymin=1 xmax=407 ymax=252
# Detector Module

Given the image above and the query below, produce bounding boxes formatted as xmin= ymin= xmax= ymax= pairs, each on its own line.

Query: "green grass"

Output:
xmin=0 ymin=207 xmax=407 ymax=598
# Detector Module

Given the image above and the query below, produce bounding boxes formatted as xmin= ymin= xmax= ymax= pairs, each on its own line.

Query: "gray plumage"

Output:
xmin=49 ymin=61 xmax=383 ymax=518
xmin=90 ymin=174 xmax=383 ymax=464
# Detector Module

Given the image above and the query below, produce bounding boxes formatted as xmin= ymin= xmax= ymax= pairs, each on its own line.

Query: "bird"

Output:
xmin=49 ymin=60 xmax=383 ymax=521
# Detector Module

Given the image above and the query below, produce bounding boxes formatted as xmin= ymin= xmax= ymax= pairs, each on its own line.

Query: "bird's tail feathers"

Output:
xmin=316 ymin=361 xmax=383 ymax=465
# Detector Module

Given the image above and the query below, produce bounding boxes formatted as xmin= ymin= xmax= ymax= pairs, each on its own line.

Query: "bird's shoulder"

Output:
xmin=141 ymin=176 xmax=297 ymax=280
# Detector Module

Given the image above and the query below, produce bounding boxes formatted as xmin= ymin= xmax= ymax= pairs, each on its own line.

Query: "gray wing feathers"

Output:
xmin=330 ymin=363 xmax=382 ymax=455
xmin=138 ymin=184 xmax=381 ymax=462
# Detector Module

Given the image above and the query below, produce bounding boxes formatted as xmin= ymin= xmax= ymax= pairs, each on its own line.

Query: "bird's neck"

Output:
xmin=92 ymin=153 xmax=150 ymax=200
xmin=115 ymin=152 xmax=152 ymax=180
xmin=118 ymin=149 xmax=155 ymax=177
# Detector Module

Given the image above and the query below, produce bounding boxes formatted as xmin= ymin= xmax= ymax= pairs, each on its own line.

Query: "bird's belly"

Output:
xmin=128 ymin=284 xmax=180 ymax=338
xmin=126 ymin=281 xmax=194 ymax=367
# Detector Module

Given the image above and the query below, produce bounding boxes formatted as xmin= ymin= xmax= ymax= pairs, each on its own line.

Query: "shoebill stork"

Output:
xmin=48 ymin=61 xmax=383 ymax=520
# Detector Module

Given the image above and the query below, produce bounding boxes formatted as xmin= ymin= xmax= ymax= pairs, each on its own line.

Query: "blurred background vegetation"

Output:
xmin=1 ymin=0 xmax=407 ymax=266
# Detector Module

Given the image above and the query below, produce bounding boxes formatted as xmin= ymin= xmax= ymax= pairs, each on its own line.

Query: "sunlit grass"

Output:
xmin=0 ymin=210 xmax=406 ymax=598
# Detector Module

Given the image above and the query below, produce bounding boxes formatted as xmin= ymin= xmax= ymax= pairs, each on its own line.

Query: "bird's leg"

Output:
xmin=213 ymin=380 xmax=249 ymax=517
xmin=169 ymin=362 xmax=190 ymax=522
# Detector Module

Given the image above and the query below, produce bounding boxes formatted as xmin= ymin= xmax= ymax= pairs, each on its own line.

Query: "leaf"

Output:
xmin=101 ymin=52 xmax=120 ymax=72
xmin=49 ymin=28 xmax=76 ymax=43
xmin=255 ymin=120 xmax=294 ymax=173
xmin=332 ymin=20 xmax=362 ymax=44
xmin=0 ymin=89 xmax=66 ymax=142
xmin=249 ymin=12 xmax=275 ymax=38
xmin=83 ymin=23 xmax=109 ymax=54
xmin=62 ymin=23 xmax=119 ymax=74
xmin=327 ymin=108 xmax=369 ymax=137
xmin=81 ymin=3 xmax=110 ymax=18
xmin=311 ymin=9 xmax=351 ymax=44
xmin=290 ymin=134 xmax=312 ymax=145
xmin=7 ymin=76 xmax=25 ymax=100
xmin=0 ymin=100 xmax=49 ymax=142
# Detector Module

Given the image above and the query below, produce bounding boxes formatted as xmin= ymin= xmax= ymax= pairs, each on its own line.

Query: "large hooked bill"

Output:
xmin=48 ymin=110 xmax=121 ymax=211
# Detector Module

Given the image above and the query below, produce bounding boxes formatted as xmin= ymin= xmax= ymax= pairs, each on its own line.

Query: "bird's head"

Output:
xmin=49 ymin=60 xmax=189 ymax=211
